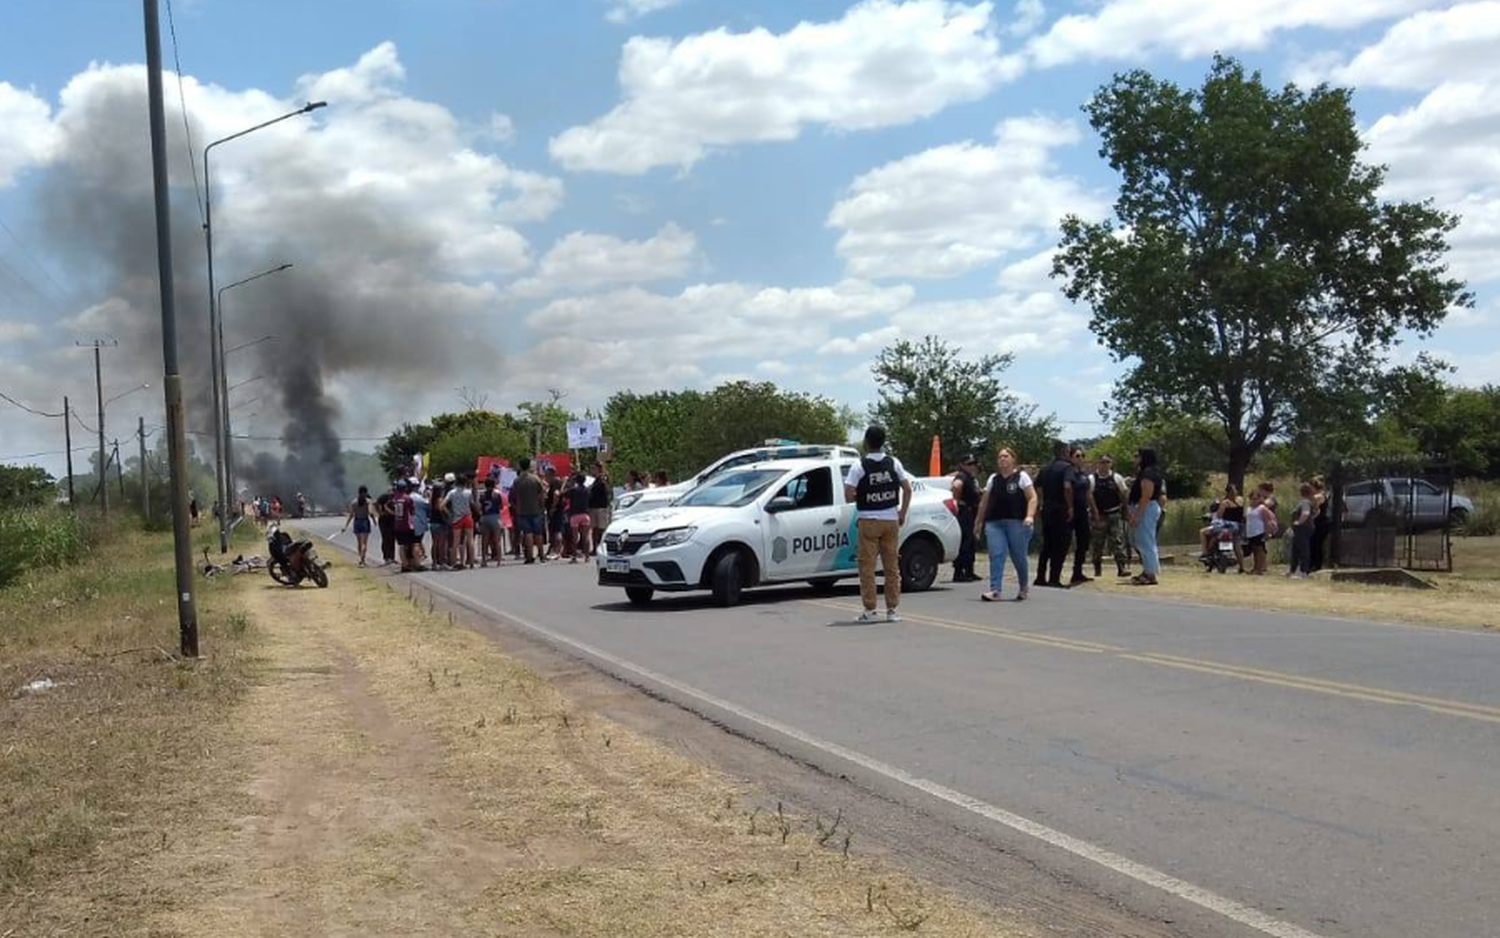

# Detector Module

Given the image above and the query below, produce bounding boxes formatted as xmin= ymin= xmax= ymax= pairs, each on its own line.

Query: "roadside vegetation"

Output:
xmin=3 ymin=520 xmax=1016 ymax=936
xmin=0 ymin=519 xmax=258 ymax=933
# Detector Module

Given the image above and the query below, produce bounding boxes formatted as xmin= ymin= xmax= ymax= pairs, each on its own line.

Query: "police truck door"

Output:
xmin=761 ymin=467 xmax=842 ymax=580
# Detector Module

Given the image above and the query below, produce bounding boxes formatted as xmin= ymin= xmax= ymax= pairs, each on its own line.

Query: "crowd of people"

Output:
xmin=946 ymin=441 xmax=1333 ymax=595
xmin=340 ymin=457 xmax=617 ymax=573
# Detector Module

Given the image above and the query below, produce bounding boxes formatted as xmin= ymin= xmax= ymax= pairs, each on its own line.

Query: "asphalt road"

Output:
xmin=303 ymin=518 xmax=1499 ymax=938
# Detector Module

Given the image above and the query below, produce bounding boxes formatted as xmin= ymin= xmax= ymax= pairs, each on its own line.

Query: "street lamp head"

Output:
xmin=303 ymin=101 xmax=328 ymax=113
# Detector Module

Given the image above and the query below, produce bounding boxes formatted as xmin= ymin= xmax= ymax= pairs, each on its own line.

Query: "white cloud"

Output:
xmin=1025 ymin=0 xmax=1445 ymax=67
xmin=485 ymin=112 xmax=516 ymax=144
xmin=603 ymin=0 xmax=688 ymax=23
xmin=0 ymin=319 xmax=41 ymax=342
xmin=509 ymin=223 xmax=700 ymax=297
xmin=1365 ymin=81 xmax=1500 ymax=284
xmin=827 ymin=116 xmax=1103 ymax=279
xmin=550 ymin=1 xmax=1020 ymax=174
xmin=1318 ymin=1 xmax=1500 ymax=90
xmin=0 ymin=82 xmax=58 ymax=186
xmin=508 ymin=279 xmax=914 ymax=400
xmin=1008 ymin=0 xmax=1045 ymax=35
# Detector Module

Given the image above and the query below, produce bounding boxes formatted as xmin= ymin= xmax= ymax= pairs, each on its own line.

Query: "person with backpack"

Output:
xmin=842 ymin=425 xmax=913 ymax=623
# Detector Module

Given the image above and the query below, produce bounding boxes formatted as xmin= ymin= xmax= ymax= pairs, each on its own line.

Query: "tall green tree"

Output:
xmin=603 ymin=389 xmax=705 ymax=480
xmin=680 ymin=381 xmax=849 ymax=471
xmin=868 ymin=336 xmax=1057 ymax=469
xmin=1053 ymin=56 xmax=1471 ymax=490
xmin=0 ymin=464 xmax=56 ymax=508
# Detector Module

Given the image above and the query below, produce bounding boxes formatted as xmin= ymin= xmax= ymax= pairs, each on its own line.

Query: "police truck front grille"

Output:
xmin=605 ymin=533 xmax=652 ymax=556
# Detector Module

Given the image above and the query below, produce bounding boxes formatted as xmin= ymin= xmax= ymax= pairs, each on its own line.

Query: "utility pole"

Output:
xmin=139 ymin=416 xmax=149 ymax=521
xmin=76 ymin=340 xmax=118 ymax=516
xmin=63 ymin=395 xmax=76 ymax=508
xmin=114 ymin=440 xmax=125 ymax=498
xmin=143 ymin=0 xmax=199 ymax=657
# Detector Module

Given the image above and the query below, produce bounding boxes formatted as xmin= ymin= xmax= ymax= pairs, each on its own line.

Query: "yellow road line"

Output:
xmin=805 ymin=599 xmax=1121 ymax=653
xmin=806 ymin=600 xmax=1500 ymax=726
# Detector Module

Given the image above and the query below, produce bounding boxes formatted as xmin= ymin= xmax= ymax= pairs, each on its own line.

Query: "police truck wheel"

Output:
xmin=710 ymin=551 xmax=744 ymax=607
xmin=899 ymin=538 xmax=940 ymax=592
xmin=625 ymin=586 xmax=655 ymax=606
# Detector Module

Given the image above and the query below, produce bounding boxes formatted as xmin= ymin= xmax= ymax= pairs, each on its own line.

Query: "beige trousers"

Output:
xmin=856 ymin=518 xmax=901 ymax=612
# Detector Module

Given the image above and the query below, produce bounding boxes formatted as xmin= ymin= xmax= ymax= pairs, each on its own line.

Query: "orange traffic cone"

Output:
xmin=928 ymin=435 xmax=942 ymax=477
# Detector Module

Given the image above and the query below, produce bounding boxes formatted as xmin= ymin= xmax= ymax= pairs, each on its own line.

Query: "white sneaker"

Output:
xmin=855 ymin=610 xmax=882 ymax=623
xmin=885 ymin=609 xmax=902 ymax=622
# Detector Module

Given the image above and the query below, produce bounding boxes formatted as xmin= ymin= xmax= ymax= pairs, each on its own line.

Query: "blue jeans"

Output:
xmin=984 ymin=520 xmax=1031 ymax=594
xmin=1136 ymin=501 xmax=1162 ymax=576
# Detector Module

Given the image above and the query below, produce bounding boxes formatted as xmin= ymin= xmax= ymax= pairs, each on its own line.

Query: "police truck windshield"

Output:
xmin=676 ymin=468 xmax=787 ymax=508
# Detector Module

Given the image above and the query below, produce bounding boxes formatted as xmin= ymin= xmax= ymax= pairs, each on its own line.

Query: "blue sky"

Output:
xmin=2 ymin=0 xmax=1497 ymax=475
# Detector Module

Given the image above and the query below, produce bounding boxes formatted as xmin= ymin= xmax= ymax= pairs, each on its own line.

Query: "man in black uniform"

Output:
xmin=1068 ymin=447 xmax=1099 ymax=585
xmin=1033 ymin=440 xmax=1074 ymax=588
xmin=949 ymin=454 xmax=981 ymax=582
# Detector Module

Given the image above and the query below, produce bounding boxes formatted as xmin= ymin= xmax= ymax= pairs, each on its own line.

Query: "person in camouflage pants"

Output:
xmin=1089 ymin=454 xmax=1131 ymax=577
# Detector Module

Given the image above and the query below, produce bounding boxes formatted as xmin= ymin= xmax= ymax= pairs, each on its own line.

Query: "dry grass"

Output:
xmin=0 ymin=523 xmax=261 ymax=935
xmin=6 ymin=534 xmax=1025 ymax=937
xmin=1086 ymin=536 xmax=1500 ymax=631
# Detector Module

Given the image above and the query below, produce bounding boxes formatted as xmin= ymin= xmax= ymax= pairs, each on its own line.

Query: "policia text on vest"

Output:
xmin=843 ymin=435 xmax=913 ymax=620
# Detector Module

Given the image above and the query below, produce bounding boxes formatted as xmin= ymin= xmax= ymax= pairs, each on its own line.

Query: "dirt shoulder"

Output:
xmin=1042 ymin=536 xmax=1500 ymax=632
xmin=7 ymin=542 xmax=1034 ymax=937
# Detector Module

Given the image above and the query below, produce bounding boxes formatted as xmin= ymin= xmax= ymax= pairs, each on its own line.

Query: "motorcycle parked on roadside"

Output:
xmin=266 ymin=523 xmax=329 ymax=588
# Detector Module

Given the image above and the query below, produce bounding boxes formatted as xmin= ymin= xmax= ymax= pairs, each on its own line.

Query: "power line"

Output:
xmin=0 ymin=214 xmax=74 ymax=312
xmin=0 ymin=391 xmax=64 ymax=418
xmin=0 ymin=444 xmax=94 ymax=462
xmin=164 ymin=0 xmax=206 ymax=226
xmin=70 ymin=405 xmax=97 ymax=434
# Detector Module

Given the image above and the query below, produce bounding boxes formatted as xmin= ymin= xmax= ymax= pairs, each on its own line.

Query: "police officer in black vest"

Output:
xmin=1033 ymin=440 xmax=1075 ymax=588
xmin=950 ymin=454 xmax=981 ymax=582
xmin=843 ymin=426 xmax=912 ymax=623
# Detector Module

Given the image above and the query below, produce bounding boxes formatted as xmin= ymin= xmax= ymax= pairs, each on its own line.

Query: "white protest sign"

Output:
xmin=566 ymin=418 xmax=603 ymax=449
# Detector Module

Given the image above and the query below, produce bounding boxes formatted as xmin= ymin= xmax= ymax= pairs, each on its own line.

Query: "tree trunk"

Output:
xmin=1226 ymin=441 xmax=1253 ymax=493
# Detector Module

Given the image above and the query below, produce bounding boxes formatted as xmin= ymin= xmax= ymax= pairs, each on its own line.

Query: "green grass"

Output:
xmin=1457 ymin=479 xmax=1500 ymax=537
xmin=0 ymin=523 xmax=259 ymax=926
xmin=0 ymin=508 xmax=92 ymax=590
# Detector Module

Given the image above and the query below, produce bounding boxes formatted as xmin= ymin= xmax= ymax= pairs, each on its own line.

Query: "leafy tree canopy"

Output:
xmin=868 ymin=336 xmax=1058 ymax=469
xmin=1054 ymin=55 xmax=1471 ymax=489
xmin=0 ymin=464 xmax=56 ymax=508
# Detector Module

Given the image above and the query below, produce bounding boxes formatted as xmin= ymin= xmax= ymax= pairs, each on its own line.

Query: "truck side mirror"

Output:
xmin=766 ymin=496 xmax=796 ymax=514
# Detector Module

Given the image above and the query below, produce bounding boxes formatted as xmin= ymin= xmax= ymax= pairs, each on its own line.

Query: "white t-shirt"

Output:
xmin=843 ymin=451 xmax=908 ymax=521
xmin=984 ymin=471 xmax=1035 ymax=491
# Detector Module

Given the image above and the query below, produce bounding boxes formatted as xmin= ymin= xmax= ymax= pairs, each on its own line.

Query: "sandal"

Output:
xmin=980 ymin=590 xmax=1002 ymax=602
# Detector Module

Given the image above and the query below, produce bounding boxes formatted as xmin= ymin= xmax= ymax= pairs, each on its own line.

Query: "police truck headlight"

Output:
xmin=648 ymin=527 xmax=695 ymax=548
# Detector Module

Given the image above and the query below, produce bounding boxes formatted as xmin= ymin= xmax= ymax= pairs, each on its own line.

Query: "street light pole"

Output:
xmin=218 ymin=263 xmax=291 ymax=509
xmin=143 ymin=0 xmax=199 ymax=657
xmin=204 ymin=107 xmax=322 ymax=553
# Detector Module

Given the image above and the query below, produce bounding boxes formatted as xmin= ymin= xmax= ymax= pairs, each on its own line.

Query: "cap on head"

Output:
xmin=443 ymin=472 xmax=456 ymax=483
xmin=959 ymin=453 xmax=977 ymax=466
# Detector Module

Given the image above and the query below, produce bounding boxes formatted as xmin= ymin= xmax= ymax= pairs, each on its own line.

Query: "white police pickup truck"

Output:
xmin=614 ymin=442 xmax=862 ymax=519
xmin=596 ymin=456 xmax=961 ymax=606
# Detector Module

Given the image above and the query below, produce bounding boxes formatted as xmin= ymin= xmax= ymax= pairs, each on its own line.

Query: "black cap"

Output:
xmin=959 ymin=453 xmax=977 ymax=465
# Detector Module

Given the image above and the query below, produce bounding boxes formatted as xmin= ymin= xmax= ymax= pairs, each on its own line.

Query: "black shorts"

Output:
xmin=1246 ymin=534 xmax=1266 ymax=550
xmin=396 ymin=529 xmax=420 ymax=546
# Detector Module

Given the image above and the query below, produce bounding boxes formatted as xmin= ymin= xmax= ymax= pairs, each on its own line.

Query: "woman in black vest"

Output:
xmin=974 ymin=447 xmax=1037 ymax=602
